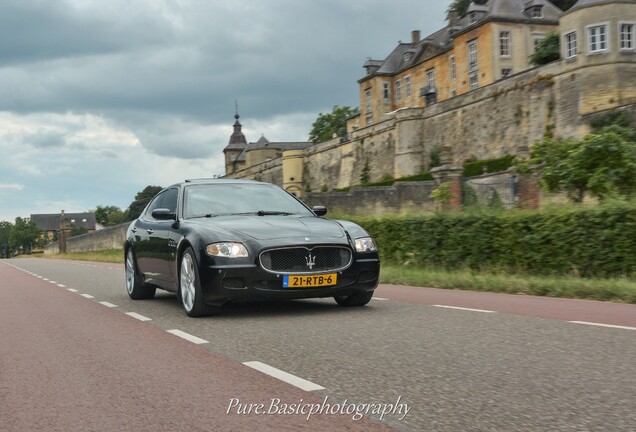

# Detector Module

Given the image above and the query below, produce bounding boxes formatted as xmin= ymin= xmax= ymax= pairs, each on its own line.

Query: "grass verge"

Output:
xmin=36 ymin=251 xmax=636 ymax=303
xmin=40 ymin=249 xmax=124 ymax=264
xmin=381 ymin=265 xmax=636 ymax=304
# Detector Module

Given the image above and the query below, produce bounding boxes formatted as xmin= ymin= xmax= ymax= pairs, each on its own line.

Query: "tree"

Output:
xmin=9 ymin=217 xmax=40 ymax=254
xmin=126 ymin=185 xmax=163 ymax=221
xmin=309 ymin=106 xmax=359 ymax=143
xmin=94 ymin=205 xmax=126 ymax=226
xmin=0 ymin=221 xmax=13 ymax=258
xmin=548 ymin=0 xmax=577 ymax=11
xmin=525 ymin=125 xmax=636 ymax=202
xmin=529 ymin=32 xmax=560 ymax=65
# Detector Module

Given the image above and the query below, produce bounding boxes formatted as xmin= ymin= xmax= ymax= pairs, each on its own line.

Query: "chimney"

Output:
xmin=447 ymin=10 xmax=459 ymax=24
xmin=412 ymin=30 xmax=420 ymax=46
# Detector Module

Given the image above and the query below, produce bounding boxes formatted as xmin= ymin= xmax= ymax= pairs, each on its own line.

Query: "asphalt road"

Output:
xmin=2 ymin=258 xmax=635 ymax=432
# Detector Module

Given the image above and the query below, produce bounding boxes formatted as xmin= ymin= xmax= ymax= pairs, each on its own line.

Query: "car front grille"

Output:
xmin=259 ymin=246 xmax=352 ymax=274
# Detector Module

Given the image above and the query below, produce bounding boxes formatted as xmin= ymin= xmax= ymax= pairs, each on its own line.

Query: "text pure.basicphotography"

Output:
xmin=226 ymin=396 xmax=411 ymax=421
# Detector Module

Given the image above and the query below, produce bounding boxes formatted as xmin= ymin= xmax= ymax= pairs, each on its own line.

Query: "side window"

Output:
xmin=162 ymin=188 xmax=179 ymax=213
xmin=144 ymin=191 xmax=166 ymax=219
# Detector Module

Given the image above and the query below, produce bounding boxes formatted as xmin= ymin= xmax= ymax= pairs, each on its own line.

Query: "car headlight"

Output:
xmin=206 ymin=242 xmax=249 ymax=258
xmin=354 ymin=237 xmax=377 ymax=253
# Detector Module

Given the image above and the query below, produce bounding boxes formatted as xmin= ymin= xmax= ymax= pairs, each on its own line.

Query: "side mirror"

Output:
xmin=312 ymin=206 xmax=328 ymax=217
xmin=152 ymin=208 xmax=177 ymax=220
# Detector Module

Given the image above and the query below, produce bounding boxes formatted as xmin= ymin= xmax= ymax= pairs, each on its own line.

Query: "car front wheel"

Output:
xmin=125 ymin=249 xmax=156 ymax=300
xmin=334 ymin=291 xmax=374 ymax=307
xmin=179 ymin=247 xmax=218 ymax=317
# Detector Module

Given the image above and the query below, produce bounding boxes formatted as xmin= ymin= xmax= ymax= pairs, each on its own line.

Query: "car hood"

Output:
xmin=187 ymin=215 xmax=346 ymax=241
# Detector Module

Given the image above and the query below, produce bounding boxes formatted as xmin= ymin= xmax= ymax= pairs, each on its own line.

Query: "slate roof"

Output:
xmin=361 ymin=0 xmax=562 ymax=80
xmin=234 ymin=135 xmax=313 ymax=162
xmin=567 ymin=0 xmax=635 ymax=13
xmin=31 ymin=212 xmax=96 ymax=231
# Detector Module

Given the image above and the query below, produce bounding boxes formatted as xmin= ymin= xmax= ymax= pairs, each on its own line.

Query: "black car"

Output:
xmin=124 ymin=179 xmax=380 ymax=316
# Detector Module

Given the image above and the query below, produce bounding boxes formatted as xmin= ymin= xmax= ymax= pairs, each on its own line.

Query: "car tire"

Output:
xmin=179 ymin=247 xmax=219 ymax=317
xmin=334 ymin=291 xmax=374 ymax=307
xmin=125 ymin=248 xmax=156 ymax=300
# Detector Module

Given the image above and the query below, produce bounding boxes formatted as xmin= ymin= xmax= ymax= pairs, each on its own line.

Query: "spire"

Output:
xmin=227 ymin=103 xmax=247 ymax=148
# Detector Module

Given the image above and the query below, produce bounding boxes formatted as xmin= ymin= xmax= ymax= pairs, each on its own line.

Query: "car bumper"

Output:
xmin=199 ymin=258 xmax=380 ymax=306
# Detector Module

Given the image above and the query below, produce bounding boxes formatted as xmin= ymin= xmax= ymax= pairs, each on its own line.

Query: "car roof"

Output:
xmin=166 ymin=178 xmax=269 ymax=188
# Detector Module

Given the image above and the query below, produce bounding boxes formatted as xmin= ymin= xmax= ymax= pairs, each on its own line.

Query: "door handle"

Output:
xmin=147 ymin=229 xmax=154 ymax=234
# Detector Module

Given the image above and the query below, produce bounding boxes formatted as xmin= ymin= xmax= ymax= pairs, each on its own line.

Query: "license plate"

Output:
xmin=283 ymin=273 xmax=337 ymax=288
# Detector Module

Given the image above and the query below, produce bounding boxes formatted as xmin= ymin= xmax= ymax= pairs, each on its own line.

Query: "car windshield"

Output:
xmin=183 ymin=183 xmax=314 ymax=219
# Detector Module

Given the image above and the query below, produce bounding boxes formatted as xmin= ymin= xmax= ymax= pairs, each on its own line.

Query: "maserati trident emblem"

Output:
xmin=305 ymin=253 xmax=316 ymax=270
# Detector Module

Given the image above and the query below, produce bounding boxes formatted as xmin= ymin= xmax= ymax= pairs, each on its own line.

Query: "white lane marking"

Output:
xmin=99 ymin=301 xmax=118 ymax=308
xmin=126 ymin=312 xmax=152 ymax=322
xmin=372 ymin=297 xmax=389 ymax=301
xmin=433 ymin=305 xmax=496 ymax=314
xmin=569 ymin=321 xmax=636 ymax=331
xmin=49 ymin=280 xmax=57 ymax=284
xmin=80 ymin=294 xmax=95 ymax=299
xmin=167 ymin=329 xmax=209 ymax=345
xmin=42 ymin=278 xmax=49 ymax=281
xmin=57 ymin=284 xmax=66 ymax=288
xmin=242 ymin=361 xmax=325 ymax=392
xmin=67 ymin=288 xmax=78 ymax=293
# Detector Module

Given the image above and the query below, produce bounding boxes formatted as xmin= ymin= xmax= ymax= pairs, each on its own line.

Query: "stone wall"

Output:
xmin=303 ymin=181 xmax=438 ymax=217
xmin=43 ymin=223 xmax=129 ymax=255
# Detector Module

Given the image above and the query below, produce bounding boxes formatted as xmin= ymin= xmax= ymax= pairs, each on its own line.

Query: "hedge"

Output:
xmin=349 ymin=203 xmax=636 ymax=278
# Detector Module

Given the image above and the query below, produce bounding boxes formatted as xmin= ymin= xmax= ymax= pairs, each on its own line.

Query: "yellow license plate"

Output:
xmin=283 ymin=273 xmax=337 ymax=288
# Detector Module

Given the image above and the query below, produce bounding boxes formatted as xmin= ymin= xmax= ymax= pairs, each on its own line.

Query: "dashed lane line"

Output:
xmin=167 ymin=329 xmax=209 ymax=345
xmin=99 ymin=301 xmax=118 ymax=308
xmin=67 ymin=288 xmax=78 ymax=293
xmin=242 ymin=361 xmax=325 ymax=392
xmin=126 ymin=312 xmax=152 ymax=322
xmin=80 ymin=294 xmax=95 ymax=299
xmin=433 ymin=304 xmax=496 ymax=314
xmin=569 ymin=321 xmax=636 ymax=331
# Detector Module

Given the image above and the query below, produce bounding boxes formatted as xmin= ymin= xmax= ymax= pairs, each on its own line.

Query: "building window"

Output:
xmin=468 ymin=40 xmax=478 ymax=90
xmin=469 ymin=12 xmax=478 ymax=24
xmin=426 ymin=68 xmax=435 ymax=90
xmin=383 ymin=82 xmax=390 ymax=103
xmin=588 ymin=24 xmax=608 ymax=53
xmin=451 ymin=90 xmax=457 ymax=97
xmin=533 ymin=35 xmax=545 ymax=53
xmin=501 ymin=68 xmax=512 ymax=78
xmin=449 ymin=55 xmax=456 ymax=81
xmin=565 ymin=31 xmax=577 ymax=59
xmin=364 ymin=89 xmax=372 ymax=125
xmin=500 ymin=31 xmax=510 ymax=56
xmin=529 ymin=6 xmax=543 ymax=18
xmin=405 ymin=76 xmax=412 ymax=98
xmin=395 ymin=80 xmax=402 ymax=102
xmin=620 ymin=23 xmax=634 ymax=50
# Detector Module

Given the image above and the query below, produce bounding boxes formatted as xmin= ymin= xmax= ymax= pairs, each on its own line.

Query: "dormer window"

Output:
xmin=469 ymin=12 xmax=478 ymax=24
xmin=404 ymin=52 xmax=413 ymax=63
xmin=528 ymin=5 xmax=543 ymax=18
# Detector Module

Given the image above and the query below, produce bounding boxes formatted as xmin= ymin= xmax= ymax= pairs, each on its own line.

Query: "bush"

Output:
xmin=350 ymin=203 xmax=636 ymax=278
xmin=463 ymin=155 xmax=515 ymax=177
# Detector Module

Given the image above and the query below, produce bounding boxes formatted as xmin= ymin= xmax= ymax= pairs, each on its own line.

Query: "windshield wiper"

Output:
xmin=256 ymin=210 xmax=294 ymax=216
xmin=188 ymin=214 xmax=218 ymax=219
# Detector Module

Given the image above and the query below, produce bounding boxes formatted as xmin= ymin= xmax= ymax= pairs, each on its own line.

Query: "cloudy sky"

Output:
xmin=0 ymin=0 xmax=448 ymax=222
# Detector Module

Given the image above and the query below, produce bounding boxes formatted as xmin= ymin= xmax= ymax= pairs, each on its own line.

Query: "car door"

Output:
xmin=134 ymin=189 xmax=174 ymax=287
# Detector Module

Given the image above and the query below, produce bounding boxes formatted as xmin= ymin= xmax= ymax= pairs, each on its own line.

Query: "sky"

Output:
xmin=0 ymin=0 xmax=448 ymax=223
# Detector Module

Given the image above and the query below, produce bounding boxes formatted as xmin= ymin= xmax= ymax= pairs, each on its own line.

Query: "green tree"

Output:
xmin=0 ymin=221 xmax=13 ymax=258
xmin=527 ymin=125 xmax=636 ymax=202
xmin=126 ymin=185 xmax=163 ymax=221
xmin=10 ymin=217 xmax=40 ymax=254
xmin=309 ymin=106 xmax=359 ymax=143
xmin=529 ymin=32 xmax=560 ymax=65
xmin=94 ymin=205 xmax=126 ymax=226
xmin=548 ymin=0 xmax=577 ymax=11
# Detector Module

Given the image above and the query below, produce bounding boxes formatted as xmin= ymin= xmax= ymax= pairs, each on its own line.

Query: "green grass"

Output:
xmin=381 ymin=265 xmax=636 ymax=303
xmin=40 ymin=249 xmax=124 ymax=264
xmin=35 ymin=250 xmax=636 ymax=303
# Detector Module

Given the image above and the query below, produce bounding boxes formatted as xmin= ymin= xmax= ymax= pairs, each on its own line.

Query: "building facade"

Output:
xmin=224 ymin=0 xmax=636 ymax=197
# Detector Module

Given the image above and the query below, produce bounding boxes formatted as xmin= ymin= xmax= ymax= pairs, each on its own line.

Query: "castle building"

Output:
xmin=350 ymin=0 xmax=563 ymax=131
xmin=224 ymin=0 xmax=636 ymax=197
